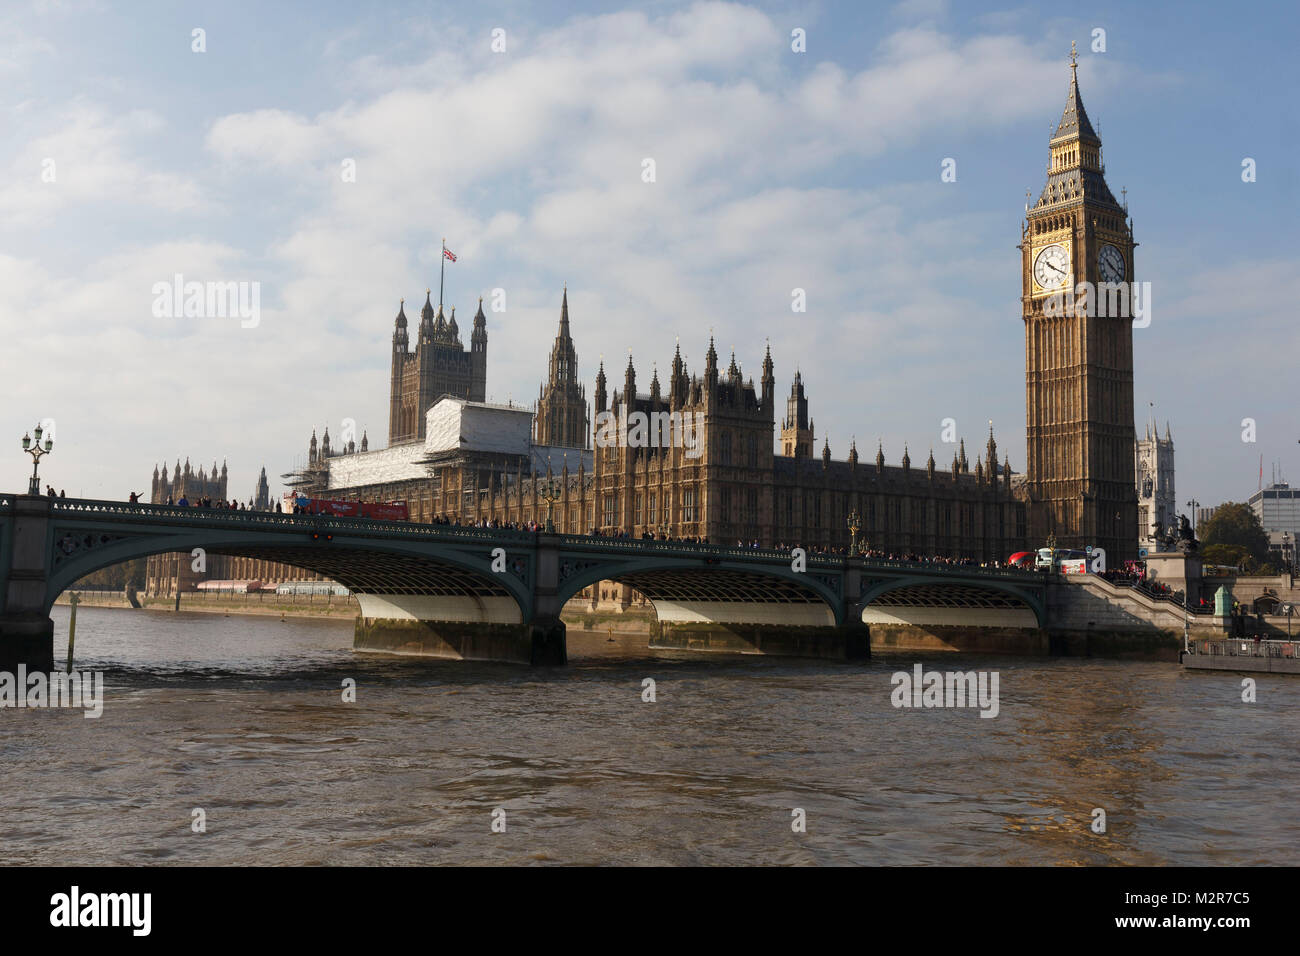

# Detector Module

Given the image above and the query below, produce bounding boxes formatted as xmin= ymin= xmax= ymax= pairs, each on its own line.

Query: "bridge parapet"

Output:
xmin=1 ymin=493 xmax=1050 ymax=668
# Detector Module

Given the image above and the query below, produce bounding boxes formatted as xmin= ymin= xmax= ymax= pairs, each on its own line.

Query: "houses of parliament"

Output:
xmin=143 ymin=51 xmax=1139 ymax=597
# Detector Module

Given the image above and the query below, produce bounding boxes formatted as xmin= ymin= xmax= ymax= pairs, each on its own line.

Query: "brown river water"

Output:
xmin=1 ymin=605 xmax=1295 ymax=865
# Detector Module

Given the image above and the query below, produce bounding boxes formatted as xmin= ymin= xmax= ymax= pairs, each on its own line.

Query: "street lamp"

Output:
xmin=1186 ymin=498 xmax=1200 ymax=535
xmin=21 ymin=424 xmax=54 ymax=496
xmin=1282 ymin=531 xmax=1292 ymax=582
xmin=847 ymin=508 xmax=861 ymax=557
xmin=538 ymin=476 xmax=560 ymax=533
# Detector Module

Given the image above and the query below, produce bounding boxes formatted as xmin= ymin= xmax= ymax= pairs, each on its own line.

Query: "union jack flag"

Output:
xmin=443 ymin=247 xmax=457 ymax=262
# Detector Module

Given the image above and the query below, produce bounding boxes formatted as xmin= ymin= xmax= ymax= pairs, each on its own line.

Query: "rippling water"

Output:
xmin=2 ymin=605 xmax=1295 ymax=865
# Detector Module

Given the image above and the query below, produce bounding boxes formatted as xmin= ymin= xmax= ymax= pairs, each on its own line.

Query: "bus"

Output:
xmin=283 ymin=494 xmax=409 ymax=521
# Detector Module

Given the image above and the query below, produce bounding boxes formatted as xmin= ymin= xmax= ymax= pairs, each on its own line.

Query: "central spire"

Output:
xmin=1053 ymin=41 xmax=1100 ymax=147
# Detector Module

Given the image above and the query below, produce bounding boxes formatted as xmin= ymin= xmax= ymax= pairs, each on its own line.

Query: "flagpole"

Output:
xmin=439 ymin=238 xmax=445 ymax=313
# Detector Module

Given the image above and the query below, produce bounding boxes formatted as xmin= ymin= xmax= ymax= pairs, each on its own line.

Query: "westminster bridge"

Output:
xmin=0 ymin=495 xmax=1048 ymax=669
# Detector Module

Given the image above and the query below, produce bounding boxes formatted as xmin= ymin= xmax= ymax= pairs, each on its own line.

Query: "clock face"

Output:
xmin=1098 ymin=243 xmax=1126 ymax=283
xmin=1033 ymin=244 xmax=1070 ymax=289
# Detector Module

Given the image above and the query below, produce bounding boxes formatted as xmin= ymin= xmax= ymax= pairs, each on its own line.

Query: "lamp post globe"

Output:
xmin=21 ymin=424 xmax=53 ymax=496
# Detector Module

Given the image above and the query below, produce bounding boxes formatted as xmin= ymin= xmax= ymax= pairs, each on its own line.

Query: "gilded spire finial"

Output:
xmin=1069 ymin=40 xmax=1078 ymax=77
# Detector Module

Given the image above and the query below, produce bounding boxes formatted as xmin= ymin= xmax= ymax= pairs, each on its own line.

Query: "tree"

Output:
xmin=1200 ymin=503 xmax=1278 ymax=572
xmin=1201 ymin=543 xmax=1249 ymax=569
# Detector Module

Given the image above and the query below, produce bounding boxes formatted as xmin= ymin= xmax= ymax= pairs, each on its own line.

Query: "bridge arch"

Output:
xmin=857 ymin=573 xmax=1046 ymax=628
xmin=554 ymin=551 xmax=845 ymax=626
xmin=43 ymin=523 xmax=534 ymax=623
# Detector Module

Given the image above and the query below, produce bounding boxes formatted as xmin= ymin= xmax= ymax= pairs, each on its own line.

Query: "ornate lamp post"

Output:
xmin=1282 ymin=531 xmax=1293 ymax=584
xmin=21 ymin=424 xmax=54 ymax=496
xmin=1186 ymin=498 xmax=1201 ymax=535
xmin=538 ymin=476 xmax=560 ymax=533
xmin=847 ymin=508 xmax=861 ymax=557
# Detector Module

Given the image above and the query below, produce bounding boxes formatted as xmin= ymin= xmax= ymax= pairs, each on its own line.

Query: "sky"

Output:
xmin=1 ymin=0 xmax=1297 ymax=510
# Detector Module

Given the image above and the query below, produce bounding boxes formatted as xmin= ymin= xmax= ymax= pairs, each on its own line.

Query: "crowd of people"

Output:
xmin=144 ymin=492 xmax=274 ymax=512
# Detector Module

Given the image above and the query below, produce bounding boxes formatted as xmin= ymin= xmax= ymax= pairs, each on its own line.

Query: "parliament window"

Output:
xmin=683 ymin=487 xmax=697 ymax=522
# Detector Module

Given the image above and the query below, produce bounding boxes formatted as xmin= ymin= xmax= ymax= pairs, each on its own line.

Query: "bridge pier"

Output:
xmin=0 ymin=496 xmax=55 ymax=672
xmin=354 ymin=618 xmax=566 ymax=665
xmin=649 ymin=619 xmax=869 ymax=660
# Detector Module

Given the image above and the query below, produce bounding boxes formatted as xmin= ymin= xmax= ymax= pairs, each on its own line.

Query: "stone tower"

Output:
xmin=781 ymin=370 xmax=814 ymax=458
xmin=254 ymin=466 xmax=270 ymax=510
xmin=534 ymin=288 xmax=590 ymax=449
xmin=1021 ymin=44 xmax=1137 ymax=562
xmin=1135 ymin=416 xmax=1175 ymax=552
xmin=388 ymin=290 xmax=488 ymax=445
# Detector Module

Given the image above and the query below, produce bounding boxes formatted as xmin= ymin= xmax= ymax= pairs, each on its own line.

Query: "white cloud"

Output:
xmin=4 ymin=1 xmax=1270 ymax=508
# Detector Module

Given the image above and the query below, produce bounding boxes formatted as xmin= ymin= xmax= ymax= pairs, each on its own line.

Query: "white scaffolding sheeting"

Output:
xmin=326 ymin=443 xmax=429 ymax=490
xmin=425 ymin=399 xmax=532 ymax=455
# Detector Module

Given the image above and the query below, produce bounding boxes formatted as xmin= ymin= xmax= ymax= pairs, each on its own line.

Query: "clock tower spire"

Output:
xmin=1020 ymin=44 xmax=1138 ymax=562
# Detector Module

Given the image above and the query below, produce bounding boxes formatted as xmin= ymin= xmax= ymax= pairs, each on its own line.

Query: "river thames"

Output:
xmin=2 ymin=605 xmax=1294 ymax=866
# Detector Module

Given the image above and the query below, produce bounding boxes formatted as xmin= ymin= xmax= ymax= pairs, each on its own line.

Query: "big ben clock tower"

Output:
xmin=1021 ymin=43 xmax=1138 ymax=562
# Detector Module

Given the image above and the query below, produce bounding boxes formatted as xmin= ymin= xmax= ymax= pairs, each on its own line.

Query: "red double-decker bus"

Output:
xmin=283 ymin=493 xmax=409 ymax=521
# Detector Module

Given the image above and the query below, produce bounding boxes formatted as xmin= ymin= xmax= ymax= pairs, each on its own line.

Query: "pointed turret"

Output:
xmin=471 ymin=296 xmax=487 ymax=354
xmin=848 ymin=439 xmax=858 ymax=468
xmin=668 ymin=343 xmax=687 ymax=408
xmin=876 ymin=442 xmax=885 ymax=474
xmin=958 ymin=438 xmax=968 ymax=472
xmin=705 ymin=336 xmax=718 ymax=385
xmin=360 ymin=430 xmax=368 ymax=453
xmin=822 ymin=437 xmax=831 ymax=468
xmin=623 ymin=352 xmax=636 ymax=405
xmin=902 ymin=445 xmax=911 ymax=473
xmin=393 ymin=299 xmax=409 ymax=352
xmin=419 ymin=290 xmax=435 ymax=340
xmin=927 ymin=448 xmax=936 ymax=480
xmin=447 ymin=306 xmax=459 ymax=341
xmin=595 ymin=360 xmax=607 ymax=413
xmin=760 ymin=341 xmax=775 ymax=412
